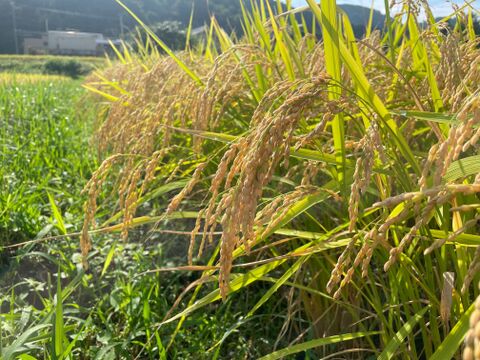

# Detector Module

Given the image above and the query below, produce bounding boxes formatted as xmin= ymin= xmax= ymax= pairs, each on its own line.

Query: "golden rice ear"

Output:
xmin=81 ymin=154 xmax=125 ymax=266
xmin=464 ymin=292 xmax=480 ymax=360
xmin=80 ymin=225 xmax=91 ymax=270
xmin=210 ymin=77 xmax=338 ymax=289
xmin=166 ymin=162 xmax=207 ymax=216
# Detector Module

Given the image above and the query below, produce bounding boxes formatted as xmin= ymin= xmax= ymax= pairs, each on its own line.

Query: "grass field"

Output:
xmin=2 ymin=0 xmax=480 ymax=359
xmin=0 ymin=55 xmax=105 ymax=78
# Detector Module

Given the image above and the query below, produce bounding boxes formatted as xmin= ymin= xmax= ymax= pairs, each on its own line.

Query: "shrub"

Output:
xmin=43 ymin=59 xmax=92 ymax=78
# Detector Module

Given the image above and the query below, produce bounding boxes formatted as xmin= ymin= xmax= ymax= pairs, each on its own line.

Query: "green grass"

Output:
xmin=0 ymin=77 xmax=96 ymax=246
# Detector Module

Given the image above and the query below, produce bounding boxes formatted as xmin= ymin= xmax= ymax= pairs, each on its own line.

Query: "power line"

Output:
xmin=15 ymin=5 xmax=114 ymax=20
xmin=35 ymin=7 xmax=113 ymax=20
xmin=13 ymin=5 xmax=124 ymax=40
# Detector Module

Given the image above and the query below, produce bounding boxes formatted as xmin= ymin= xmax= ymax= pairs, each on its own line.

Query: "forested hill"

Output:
xmin=0 ymin=0 xmax=385 ymax=54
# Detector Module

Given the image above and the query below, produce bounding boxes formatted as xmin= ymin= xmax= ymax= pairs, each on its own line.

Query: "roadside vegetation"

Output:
xmin=3 ymin=0 xmax=480 ymax=359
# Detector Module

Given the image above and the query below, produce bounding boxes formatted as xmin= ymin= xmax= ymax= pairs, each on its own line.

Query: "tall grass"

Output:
xmin=0 ymin=77 xmax=93 ymax=358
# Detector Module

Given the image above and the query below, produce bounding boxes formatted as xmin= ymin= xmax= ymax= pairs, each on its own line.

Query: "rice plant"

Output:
xmin=78 ymin=0 xmax=480 ymax=358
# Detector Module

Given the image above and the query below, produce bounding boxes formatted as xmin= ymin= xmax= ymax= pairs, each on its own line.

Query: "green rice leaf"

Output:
xmin=258 ymin=331 xmax=380 ymax=360
xmin=102 ymin=180 xmax=189 ymax=226
xmin=430 ymin=303 xmax=474 ymax=360
xmin=309 ymin=0 xmax=346 ymax=184
xmin=393 ymin=110 xmax=458 ymax=124
xmin=247 ymin=256 xmax=308 ymax=317
xmin=378 ymin=306 xmax=429 ymax=360
xmin=444 ymin=155 xmax=480 ymax=182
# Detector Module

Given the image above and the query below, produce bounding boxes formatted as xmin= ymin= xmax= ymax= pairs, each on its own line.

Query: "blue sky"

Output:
xmin=291 ymin=0 xmax=477 ymax=17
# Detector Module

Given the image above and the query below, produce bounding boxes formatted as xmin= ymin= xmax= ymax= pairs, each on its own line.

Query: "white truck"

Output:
xmin=48 ymin=30 xmax=104 ymax=56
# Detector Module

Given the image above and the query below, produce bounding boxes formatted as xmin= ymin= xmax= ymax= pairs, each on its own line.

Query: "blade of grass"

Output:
xmin=48 ymin=193 xmax=66 ymax=235
xmin=307 ymin=0 xmax=346 ymax=185
xmin=54 ymin=269 xmax=65 ymax=359
xmin=115 ymin=0 xmax=203 ymax=86
xmin=2 ymin=324 xmax=51 ymax=360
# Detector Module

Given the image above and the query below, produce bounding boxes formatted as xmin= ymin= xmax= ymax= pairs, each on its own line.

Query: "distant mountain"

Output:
xmin=297 ymin=4 xmax=385 ymax=38
xmin=0 ymin=0 xmax=385 ymax=54
xmin=340 ymin=5 xmax=385 ymax=28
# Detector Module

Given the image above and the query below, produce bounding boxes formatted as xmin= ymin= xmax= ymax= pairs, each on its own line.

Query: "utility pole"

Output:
xmin=9 ymin=0 xmax=19 ymax=54
xmin=119 ymin=14 xmax=125 ymax=39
